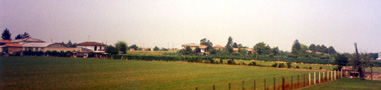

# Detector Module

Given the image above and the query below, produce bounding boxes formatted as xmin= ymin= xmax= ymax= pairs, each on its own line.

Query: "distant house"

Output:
xmin=141 ymin=47 xmax=153 ymax=51
xmin=247 ymin=48 xmax=254 ymax=54
xmin=76 ymin=41 xmax=106 ymax=51
xmin=43 ymin=43 xmax=81 ymax=52
xmin=213 ymin=45 xmax=224 ymax=50
xmin=199 ymin=45 xmax=208 ymax=53
xmin=376 ymin=52 xmax=381 ymax=61
xmin=182 ymin=43 xmax=200 ymax=50
xmin=233 ymin=48 xmax=239 ymax=52
xmin=21 ymin=43 xmax=52 ymax=51
xmin=0 ymin=43 xmax=22 ymax=54
xmin=315 ymin=52 xmax=322 ymax=54
xmin=306 ymin=50 xmax=313 ymax=53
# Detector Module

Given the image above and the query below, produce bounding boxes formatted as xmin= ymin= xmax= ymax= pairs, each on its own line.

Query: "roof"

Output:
xmin=77 ymin=41 xmax=106 ymax=46
xmin=12 ymin=38 xmax=45 ymax=43
xmin=233 ymin=48 xmax=239 ymax=51
xmin=0 ymin=39 xmax=11 ymax=43
xmin=182 ymin=43 xmax=200 ymax=47
xmin=2 ymin=43 xmax=22 ymax=47
xmin=213 ymin=45 xmax=224 ymax=48
xmin=22 ymin=43 xmax=52 ymax=48
xmin=199 ymin=45 xmax=208 ymax=49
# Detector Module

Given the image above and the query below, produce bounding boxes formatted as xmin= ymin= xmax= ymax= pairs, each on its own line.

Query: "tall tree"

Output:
xmin=2 ymin=28 xmax=11 ymax=40
xmin=115 ymin=41 xmax=128 ymax=54
xmin=335 ymin=54 xmax=348 ymax=70
xmin=129 ymin=44 xmax=138 ymax=50
xmin=254 ymin=42 xmax=271 ymax=55
xmin=309 ymin=44 xmax=316 ymax=52
xmin=328 ymin=46 xmax=337 ymax=54
xmin=316 ymin=45 xmax=321 ymax=52
xmin=232 ymin=42 xmax=238 ymax=48
xmin=15 ymin=34 xmax=22 ymax=39
xmin=225 ymin=36 xmax=233 ymax=48
xmin=291 ymin=39 xmax=301 ymax=55
xmin=105 ymin=45 xmax=119 ymax=55
xmin=154 ymin=46 xmax=160 ymax=51
xmin=200 ymin=38 xmax=213 ymax=51
xmin=272 ymin=47 xmax=279 ymax=55
xmin=321 ymin=45 xmax=328 ymax=53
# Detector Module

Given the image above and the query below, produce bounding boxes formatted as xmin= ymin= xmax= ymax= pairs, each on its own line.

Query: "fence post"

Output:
xmin=331 ymin=70 xmax=333 ymax=81
xmin=229 ymin=83 xmax=231 ymax=90
xmin=242 ymin=81 xmax=245 ymax=90
xmin=291 ymin=76 xmax=293 ymax=89
xmin=297 ymin=75 xmax=299 ymax=88
xmin=319 ymin=72 xmax=321 ymax=83
xmin=314 ymin=72 xmax=316 ymax=85
xmin=264 ymin=79 xmax=266 ymax=90
xmin=335 ymin=70 xmax=337 ymax=80
xmin=274 ymin=78 xmax=276 ymax=90
xmin=282 ymin=78 xmax=285 ymax=90
xmin=309 ymin=73 xmax=311 ymax=86
xmin=196 ymin=87 xmax=198 ymax=90
xmin=254 ymin=80 xmax=256 ymax=90
xmin=213 ymin=85 xmax=215 ymax=90
xmin=327 ymin=71 xmax=329 ymax=81
xmin=323 ymin=72 xmax=325 ymax=82
xmin=304 ymin=74 xmax=306 ymax=87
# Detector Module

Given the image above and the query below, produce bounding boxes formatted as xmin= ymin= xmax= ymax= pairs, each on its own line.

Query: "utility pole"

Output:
xmin=354 ymin=43 xmax=364 ymax=78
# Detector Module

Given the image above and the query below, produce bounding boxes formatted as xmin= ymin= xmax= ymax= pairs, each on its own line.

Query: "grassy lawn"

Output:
xmin=1 ymin=56 xmax=321 ymax=90
xmin=216 ymin=59 xmax=335 ymax=70
xmin=300 ymin=78 xmax=381 ymax=90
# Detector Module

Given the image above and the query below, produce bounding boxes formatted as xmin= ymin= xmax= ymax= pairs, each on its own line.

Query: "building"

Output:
xmin=233 ymin=48 xmax=239 ymax=52
xmin=0 ymin=43 xmax=22 ymax=54
xmin=182 ymin=43 xmax=200 ymax=50
xmin=76 ymin=41 xmax=106 ymax=51
xmin=199 ymin=45 xmax=208 ymax=53
xmin=377 ymin=52 xmax=381 ymax=61
xmin=43 ymin=43 xmax=81 ymax=52
xmin=12 ymin=38 xmax=45 ymax=44
xmin=213 ymin=45 xmax=224 ymax=50
xmin=21 ymin=43 xmax=52 ymax=51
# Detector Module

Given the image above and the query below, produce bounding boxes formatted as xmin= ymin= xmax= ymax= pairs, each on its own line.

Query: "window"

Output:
xmin=94 ymin=46 xmax=97 ymax=51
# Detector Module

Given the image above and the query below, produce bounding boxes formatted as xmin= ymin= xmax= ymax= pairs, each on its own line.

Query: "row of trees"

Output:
xmin=291 ymin=39 xmax=337 ymax=58
xmin=2 ymin=28 xmax=31 ymax=40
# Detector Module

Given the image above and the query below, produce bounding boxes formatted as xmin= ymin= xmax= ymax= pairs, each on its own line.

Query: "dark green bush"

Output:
xmin=271 ymin=63 xmax=278 ymax=67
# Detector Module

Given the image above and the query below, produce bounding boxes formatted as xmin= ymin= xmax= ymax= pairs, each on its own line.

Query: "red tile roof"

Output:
xmin=0 ymin=39 xmax=11 ymax=43
xmin=3 ymin=43 xmax=22 ymax=47
xmin=199 ymin=45 xmax=208 ymax=49
xmin=77 ymin=42 xmax=106 ymax=46
xmin=213 ymin=45 xmax=224 ymax=48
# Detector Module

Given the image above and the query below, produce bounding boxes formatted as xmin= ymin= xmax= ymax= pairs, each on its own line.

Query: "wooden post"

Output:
xmin=242 ymin=81 xmax=245 ymax=90
xmin=314 ymin=72 xmax=316 ymax=85
xmin=371 ymin=67 xmax=373 ymax=80
xmin=323 ymin=72 xmax=325 ymax=82
xmin=229 ymin=83 xmax=231 ymax=90
xmin=327 ymin=71 xmax=330 ymax=81
xmin=308 ymin=73 xmax=311 ymax=85
xmin=291 ymin=76 xmax=293 ymax=89
xmin=297 ymin=75 xmax=299 ymax=88
xmin=213 ymin=85 xmax=215 ymax=90
xmin=282 ymin=78 xmax=285 ymax=90
xmin=334 ymin=70 xmax=337 ymax=80
xmin=264 ymin=79 xmax=266 ymax=90
xmin=196 ymin=87 xmax=198 ymax=90
xmin=319 ymin=72 xmax=321 ymax=83
xmin=254 ymin=80 xmax=256 ymax=90
xmin=274 ymin=78 xmax=276 ymax=90
xmin=304 ymin=74 xmax=306 ymax=87
xmin=331 ymin=71 xmax=333 ymax=80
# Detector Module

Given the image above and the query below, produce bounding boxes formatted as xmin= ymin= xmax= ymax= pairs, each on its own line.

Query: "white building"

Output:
xmin=377 ymin=52 xmax=381 ymax=61
xmin=76 ymin=41 xmax=106 ymax=51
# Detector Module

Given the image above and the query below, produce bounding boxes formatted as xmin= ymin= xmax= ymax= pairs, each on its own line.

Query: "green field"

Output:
xmin=215 ymin=59 xmax=335 ymax=70
xmin=300 ymin=78 xmax=381 ymax=90
xmin=0 ymin=56 xmax=323 ymax=90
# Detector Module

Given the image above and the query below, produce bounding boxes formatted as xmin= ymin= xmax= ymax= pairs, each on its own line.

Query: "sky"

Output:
xmin=1 ymin=0 xmax=380 ymax=53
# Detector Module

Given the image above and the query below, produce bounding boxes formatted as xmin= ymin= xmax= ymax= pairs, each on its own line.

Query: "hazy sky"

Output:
xmin=1 ymin=0 xmax=380 ymax=53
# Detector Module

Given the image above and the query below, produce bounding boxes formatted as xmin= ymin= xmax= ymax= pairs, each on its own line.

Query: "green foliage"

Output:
xmin=271 ymin=63 xmax=278 ymax=67
xmin=200 ymin=38 xmax=213 ymax=51
xmin=195 ymin=47 xmax=201 ymax=53
xmin=296 ymin=66 xmax=300 ymax=69
xmin=272 ymin=47 xmax=279 ymax=55
xmin=129 ymin=44 xmax=138 ymax=50
xmin=335 ymin=54 xmax=348 ymax=70
xmin=286 ymin=62 xmax=292 ymax=68
xmin=153 ymin=46 xmax=160 ymax=51
xmin=328 ymin=46 xmax=337 ymax=54
xmin=253 ymin=42 xmax=271 ymax=55
xmin=225 ymin=36 xmax=233 ymax=48
xmin=115 ymin=41 xmax=128 ymax=54
xmin=15 ymin=32 xmax=30 ymax=39
xmin=2 ymin=28 xmax=11 ymax=40
xmin=248 ymin=61 xmax=257 ymax=66
xmin=227 ymin=59 xmax=236 ymax=65
xmin=278 ymin=63 xmax=285 ymax=68
xmin=291 ymin=39 xmax=302 ymax=56
xmin=309 ymin=44 xmax=316 ymax=52
xmin=105 ymin=45 xmax=119 ymax=55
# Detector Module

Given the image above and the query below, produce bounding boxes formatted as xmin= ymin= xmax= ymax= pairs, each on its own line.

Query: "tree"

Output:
xmin=232 ymin=42 xmax=238 ymax=48
xmin=105 ymin=45 xmax=118 ymax=55
xmin=272 ymin=47 xmax=279 ymax=55
xmin=253 ymin=42 xmax=271 ymax=55
xmin=309 ymin=44 xmax=316 ymax=52
xmin=15 ymin=32 xmax=31 ymax=39
xmin=154 ymin=46 xmax=160 ymax=51
xmin=115 ymin=41 xmax=128 ymax=54
xmin=129 ymin=44 xmax=138 ymax=50
xmin=291 ymin=39 xmax=302 ymax=56
xmin=200 ymin=38 xmax=213 ymax=52
xmin=316 ymin=45 xmax=321 ymax=52
xmin=328 ymin=46 xmax=337 ymax=54
xmin=2 ymin=28 xmax=11 ymax=40
xmin=15 ymin=34 xmax=22 ymax=39
xmin=195 ymin=47 xmax=201 ymax=54
xmin=335 ymin=54 xmax=348 ymax=70
xmin=185 ymin=46 xmax=193 ymax=55
xmin=225 ymin=36 xmax=233 ymax=48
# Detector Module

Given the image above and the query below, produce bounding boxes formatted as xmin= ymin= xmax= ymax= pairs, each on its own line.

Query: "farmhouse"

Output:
xmin=12 ymin=38 xmax=45 ymax=44
xmin=199 ymin=45 xmax=208 ymax=53
xmin=76 ymin=41 xmax=107 ymax=58
xmin=0 ymin=42 xmax=22 ymax=54
xmin=182 ymin=43 xmax=200 ymax=50
xmin=21 ymin=43 xmax=51 ymax=51
xmin=377 ymin=52 xmax=381 ymax=61
xmin=43 ymin=43 xmax=81 ymax=52
xmin=213 ymin=45 xmax=224 ymax=50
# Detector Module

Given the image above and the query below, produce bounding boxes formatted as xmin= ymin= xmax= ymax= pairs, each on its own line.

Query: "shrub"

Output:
xmin=248 ymin=62 xmax=257 ymax=66
xmin=88 ymin=52 xmax=95 ymax=58
xmin=309 ymin=67 xmax=312 ymax=69
xmin=227 ymin=59 xmax=236 ymax=65
xmin=288 ymin=54 xmax=298 ymax=58
xmin=319 ymin=67 xmax=323 ymax=70
xmin=220 ymin=58 xmax=223 ymax=64
xmin=271 ymin=63 xmax=278 ymax=67
xmin=296 ymin=66 xmax=300 ymax=69
xmin=45 ymin=50 xmax=51 ymax=56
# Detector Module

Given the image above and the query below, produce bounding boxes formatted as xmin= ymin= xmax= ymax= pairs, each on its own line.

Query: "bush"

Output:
xmin=288 ymin=54 xmax=298 ymax=58
xmin=309 ymin=67 xmax=312 ymax=69
xmin=296 ymin=66 xmax=300 ymax=69
xmin=248 ymin=62 xmax=257 ymax=66
xmin=88 ymin=52 xmax=95 ymax=58
xmin=227 ymin=59 xmax=236 ymax=65
xmin=271 ymin=63 xmax=278 ymax=67
xmin=319 ymin=67 xmax=323 ymax=70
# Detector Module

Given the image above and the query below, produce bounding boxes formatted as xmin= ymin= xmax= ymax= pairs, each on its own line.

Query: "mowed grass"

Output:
xmin=126 ymin=51 xmax=176 ymax=55
xmin=1 ymin=56 xmax=320 ymax=90
xmin=216 ymin=59 xmax=335 ymax=70
xmin=300 ymin=78 xmax=381 ymax=90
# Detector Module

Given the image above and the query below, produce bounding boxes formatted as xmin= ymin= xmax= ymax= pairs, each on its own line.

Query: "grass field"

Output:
xmin=1 ymin=56 xmax=322 ymax=90
xmin=300 ymin=78 xmax=381 ymax=90
xmin=215 ymin=59 xmax=336 ymax=70
xmin=126 ymin=51 xmax=177 ymax=55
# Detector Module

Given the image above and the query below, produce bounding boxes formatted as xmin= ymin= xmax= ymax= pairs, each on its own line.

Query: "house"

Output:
xmin=182 ymin=43 xmax=200 ymax=50
xmin=247 ymin=48 xmax=254 ymax=54
xmin=315 ymin=52 xmax=322 ymax=54
xmin=199 ymin=45 xmax=208 ymax=53
xmin=0 ymin=39 xmax=11 ymax=45
xmin=21 ymin=43 xmax=52 ymax=51
xmin=76 ymin=41 xmax=106 ymax=51
xmin=306 ymin=50 xmax=313 ymax=53
xmin=43 ymin=43 xmax=81 ymax=52
xmin=213 ymin=45 xmax=224 ymax=50
xmin=233 ymin=48 xmax=239 ymax=52
xmin=0 ymin=43 xmax=22 ymax=54
xmin=12 ymin=38 xmax=45 ymax=44
xmin=76 ymin=41 xmax=107 ymax=58
xmin=141 ymin=47 xmax=153 ymax=51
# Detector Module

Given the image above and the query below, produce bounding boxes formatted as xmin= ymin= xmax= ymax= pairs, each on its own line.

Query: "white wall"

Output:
xmin=77 ymin=46 xmax=104 ymax=51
